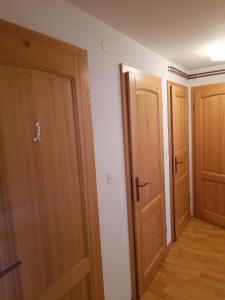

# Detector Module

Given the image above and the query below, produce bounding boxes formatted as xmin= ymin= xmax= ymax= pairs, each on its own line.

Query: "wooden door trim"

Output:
xmin=120 ymin=64 xmax=138 ymax=300
xmin=120 ymin=64 xmax=167 ymax=300
xmin=73 ymin=53 xmax=104 ymax=300
xmin=0 ymin=19 xmax=104 ymax=300
xmin=167 ymin=81 xmax=175 ymax=242
xmin=0 ymin=19 xmax=85 ymax=79
xmin=191 ymin=87 xmax=197 ymax=216
xmin=167 ymin=81 xmax=189 ymax=241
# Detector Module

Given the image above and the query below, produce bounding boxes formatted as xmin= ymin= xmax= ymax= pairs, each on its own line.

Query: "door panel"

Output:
xmin=194 ymin=84 xmax=225 ymax=228
xmin=202 ymin=95 xmax=225 ymax=173
xmin=127 ymin=71 xmax=166 ymax=296
xmin=61 ymin=278 xmax=89 ymax=300
xmin=0 ymin=20 xmax=103 ymax=300
xmin=0 ymin=66 xmax=88 ymax=300
xmin=170 ymin=83 xmax=190 ymax=240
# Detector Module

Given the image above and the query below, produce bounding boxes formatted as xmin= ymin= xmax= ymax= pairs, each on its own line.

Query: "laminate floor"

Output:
xmin=141 ymin=218 xmax=225 ymax=300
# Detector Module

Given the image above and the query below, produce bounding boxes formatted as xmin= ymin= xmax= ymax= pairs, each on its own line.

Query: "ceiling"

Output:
xmin=68 ymin=0 xmax=225 ymax=70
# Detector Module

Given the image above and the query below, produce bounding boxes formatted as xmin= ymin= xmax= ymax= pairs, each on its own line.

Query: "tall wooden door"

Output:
xmin=126 ymin=69 xmax=167 ymax=296
xmin=193 ymin=83 xmax=225 ymax=228
xmin=0 ymin=20 xmax=104 ymax=300
xmin=168 ymin=82 xmax=190 ymax=240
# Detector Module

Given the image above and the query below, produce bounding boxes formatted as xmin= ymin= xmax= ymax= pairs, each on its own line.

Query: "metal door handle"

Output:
xmin=137 ymin=182 xmax=149 ymax=188
xmin=135 ymin=177 xmax=149 ymax=202
xmin=0 ymin=261 xmax=21 ymax=279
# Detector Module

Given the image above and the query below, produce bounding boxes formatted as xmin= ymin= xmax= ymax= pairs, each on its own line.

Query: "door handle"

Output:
xmin=0 ymin=261 xmax=21 ymax=279
xmin=135 ymin=177 xmax=149 ymax=202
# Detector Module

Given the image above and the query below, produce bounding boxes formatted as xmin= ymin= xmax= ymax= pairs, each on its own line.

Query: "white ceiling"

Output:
xmin=68 ymin=0 xmax=225 ymax=70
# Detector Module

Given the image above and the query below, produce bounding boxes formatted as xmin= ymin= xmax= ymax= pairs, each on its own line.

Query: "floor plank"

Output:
xmin=141 ymin=218 xmax=225 ymax=300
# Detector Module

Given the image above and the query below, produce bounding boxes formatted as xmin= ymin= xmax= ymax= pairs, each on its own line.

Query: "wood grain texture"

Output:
xmin=120 ymin=64 xmax=138 ymax=300
xmin=141 ymin=217 xmax=225 ymax=300
xmin=126 ymin=67 xmax=167 ymax=297
xmin=0 ymin=19 xmax=104 ymax=300
xmin=168 ymin=82 xmax=190 ymax=240
xmin=191 ymin=88 xmax=197 ymax=217
xmin=0 ymin=66 xmax=87 ymax=300
xmin=0 ymin=18 xmax=85 ymax=77
xmin=193 ymin=83 xmax=225 ymax=229
xmin=167 ymin=81 xmax=175 ymax=242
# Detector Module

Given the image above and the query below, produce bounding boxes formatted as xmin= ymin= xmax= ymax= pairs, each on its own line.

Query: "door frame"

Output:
xmin=167 ymin=81 xmax=189 ymax=241
xmin=120 ymin=64 xmax=138 ymax=300
xmin=120 ymin=64 xmax=167 ymax=300
xmin=0 ymin=19 xmax=104 ymax=300
xmin=167 ymin=81 xmax=176 ymax=242
xmin=191 ymin=87 xmax=197 ymax=217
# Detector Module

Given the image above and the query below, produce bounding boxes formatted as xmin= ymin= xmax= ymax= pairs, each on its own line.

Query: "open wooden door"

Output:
xmin=193 ymin=83 xmax=225 ymax=228
xmin=168 ymin=82 xmax=190 ymax=240
xmin=0 ymin=20 xmax=104 ymax=300
xmin=123 ymin=66 xmax=167 ymax=297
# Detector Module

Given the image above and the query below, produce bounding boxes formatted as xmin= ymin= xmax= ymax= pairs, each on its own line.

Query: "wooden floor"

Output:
xmin=141 ymin=218 xmax=225 ymax=300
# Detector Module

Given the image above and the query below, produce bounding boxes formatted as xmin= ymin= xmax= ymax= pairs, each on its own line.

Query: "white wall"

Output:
xmin=190 ymin=64 xmax=225 ymax=86
xmin=0 ymin=1 xmax=189 ymax=299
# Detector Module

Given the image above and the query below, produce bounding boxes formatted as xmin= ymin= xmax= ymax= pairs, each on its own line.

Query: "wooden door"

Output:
xmin=0 ymin=20 xmax=104 ymax=300
xmin=127 ymin=69 xmax=167 ymax=296
xmin=169 ymin=82 xmax=190 ymax=240
xmin=193 ymin=83 xmax=225 ymax=228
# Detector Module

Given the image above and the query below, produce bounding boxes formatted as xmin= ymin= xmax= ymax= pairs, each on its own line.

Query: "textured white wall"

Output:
xmin=0 ymin=1 xmax=189 ymax=299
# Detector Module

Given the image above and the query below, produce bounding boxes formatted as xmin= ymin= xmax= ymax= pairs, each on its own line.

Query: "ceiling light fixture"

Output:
xmin=210 ymin=43 xmax=225 ymax=61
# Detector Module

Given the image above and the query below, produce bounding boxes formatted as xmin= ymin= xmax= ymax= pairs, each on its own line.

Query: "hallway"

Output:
xmin=141 ymin=218 xmax=225 ymax=300
xmin=2 ymin=3 xmax=225 ymax=300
